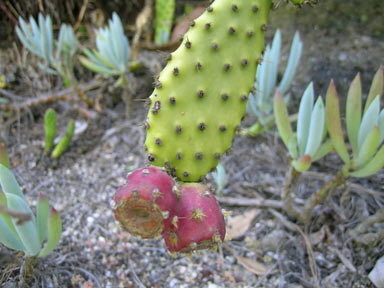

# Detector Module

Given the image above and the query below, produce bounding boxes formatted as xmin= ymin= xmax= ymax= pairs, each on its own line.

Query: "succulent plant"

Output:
xmin=43 ymin=108 xmax=75 ymax=158
xmin=114 ymin=166 xmax=179 ymax=239
xmin=44 ymin=108 xmax=56 ymax=155
xmin=274 ymin=82 xmax=332 ymax=172
xmin=79 ymin=12 xmax=130 ymax=77
xmin=245 ymin=29 xmax=302 ymax=136
xmin=16 ymin=13 xmax=78 ymax=87
xmin=211 ymin=163 xmax=227 ymax=195
xmin=163 ymin=183 xmax=225 ymax=253
xmin=51 ymin=119 xmax=75 ymax=158
xmin=0 ymin=164 xmax=62 ymax=257
xmin=326 ymin=66 xmax=384 ymax=177
xmin=155 ymin=0 xmax=175 ymax=45
xmin=145 ymin=0 xmax=272 ymax=181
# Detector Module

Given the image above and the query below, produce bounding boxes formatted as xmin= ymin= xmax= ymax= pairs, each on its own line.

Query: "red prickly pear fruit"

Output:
xmin=114 ymin=166 xmax=179 ymax=239
xmin=163 ymin=183 xmax=226 ymax=253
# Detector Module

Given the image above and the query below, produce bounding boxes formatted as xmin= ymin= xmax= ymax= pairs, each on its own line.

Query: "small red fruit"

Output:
xmin=114 ymin=166 xmax=178 ymax=239
xmin=163 ymin=183 xmax=226 ymax=253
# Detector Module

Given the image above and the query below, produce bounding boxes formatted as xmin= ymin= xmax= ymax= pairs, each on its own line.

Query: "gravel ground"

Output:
xmin=1 ymin=0 xmax=384 ymax=287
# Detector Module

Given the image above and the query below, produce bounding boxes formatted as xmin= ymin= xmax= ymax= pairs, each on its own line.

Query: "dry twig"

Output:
xmin=0 ymin=204 xmax=31 ymax=225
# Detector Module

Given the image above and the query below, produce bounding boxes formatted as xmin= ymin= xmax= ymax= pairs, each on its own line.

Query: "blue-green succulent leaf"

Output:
xmin=378 ymin=110 xmax=384 ymax=145
xmin=0 ymin=164 xmax=25 ymax=199
xmin=0 ymin=217 xmax=26 ymax=251
xmin=358 ymin=96 xmax=380 ymax=151
xmin=305 ymin=96 xmax=325 ymax=157
xmin=279 ymin=31 xmax=303 ymax=95
xmin=6 ymin=193 xmax=40 ymax=256
xmin=297 ymin=82 xmax=314 ymax=156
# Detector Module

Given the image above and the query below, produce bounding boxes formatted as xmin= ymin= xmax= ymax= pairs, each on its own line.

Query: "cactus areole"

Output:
xmin=114 ymin=166 xmax=179 ymax=238
xmin=145 ymin=0 xmax=272 ymax=181
xmin=163 ymin=183 xmax=226 ymax=253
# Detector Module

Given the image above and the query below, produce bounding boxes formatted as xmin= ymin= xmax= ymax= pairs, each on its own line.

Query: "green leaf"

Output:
xmin=297 ymin=82 xmax=314 ymax=156
xmin=274 ymin=89 xmax=293 ymax=151
xmin=44 ymin=108 xmax=56 ymax=154
xmin=278 ymin=31 xmax=302 ymax=95
xmin=0 ymin=216 xmax=26 ymax=251
xmin=326 ymin=80 xmax=350 ymax=164
xmin=0 ymin=164 xmax=25 ymax=199
xmin=36 ymin=194 xmax=49 ymax=245
xmin=350 ymin=144 xmax=384 ymax=178
xmin=364 ymin=66 xmax=383 ymax=115
xmin=305 ymin=97 xmax=325 ymax=157
xmin=0 ymin=142 xmax=10 ymax=168
xmin=51 ymin=120 xmax=75 ymax=158
xmin=358 ymin=96 xmax=380 ymax=151
xmin=0 ymin=189 xmax=19 ymax=238
xmin=379 ymin=110 xmax=384 ymax=145
xmin=6 ymin=193 xmax=40 ymax=256
xmin=346 ymin=73 xmax=362 ymax=157
xmin=79 ymin=56 xmax=120 ymax=76
xmin=354 ymin=125 xmax=380 ymax=169
xmin=39 ymin=207 xmax=62 ymax=257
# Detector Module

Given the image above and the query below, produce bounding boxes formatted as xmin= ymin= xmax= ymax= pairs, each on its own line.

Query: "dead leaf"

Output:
xmin=224 ymin=244 xmax=268 ymax=276
xmin=226 ymin=209 xmax=259 ymax=239
xmin=236 ymin=255 xmax=268 ymax=276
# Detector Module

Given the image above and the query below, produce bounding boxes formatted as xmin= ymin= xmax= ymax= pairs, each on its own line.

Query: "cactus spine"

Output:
xmin=145 ymin=0 xmax=272 ymax=181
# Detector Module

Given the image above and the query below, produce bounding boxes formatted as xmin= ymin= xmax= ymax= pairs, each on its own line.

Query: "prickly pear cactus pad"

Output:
xmin=145 ymin=0 xmax=272 ymax=181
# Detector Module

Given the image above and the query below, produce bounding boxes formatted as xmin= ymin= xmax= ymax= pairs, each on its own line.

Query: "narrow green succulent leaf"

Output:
xmin=0 ymin=143 xmax=10 ymax=168
xmin=79 ymin=56 xmax=120 ymax=76
xmin=358 ymin=96 xmax=380 ymax=150
xmin=0 ymin=217 xmax=26 ymax=251
xmin=16 ymin=26 xmax=41 ymax=57
xmin=6 ymin=194 xmax=40 ymax=256
xmin=39 ymin=207 xmax=62 ymax=257
xmin=346 ymin=73 xmax=362 ymax=157
xmin=29 ymin=16 xmax=42 ymax=51
xmin=364 ymin=66 xmax=383 ymax=115
xmin=51 ymin=120 xmax=75 ymax=158
xmin=288 ymin=135 xmax=298 ymax=159
xmin=279 ymin=31 xmax=302 ymax=95
xmin=326 ymin=80 xmax=350 ymax=164
xmin=305 ymin=97 xmax=325 ymax=157
xmin=274 ymin=89 xmax=293 ymax=150
xmin=45 ymin=15 xmax=53 ymax=63
xmin=350 ymin=144 xmax=384 ymax=178
xmin=110 ymin=13 xmax=123 ymax=65
xmin=36 ymin=194 xmax=49 ymax=245
xmin=311 ymin=139 xmax=333 ymax=162
xmin=297 ymin=82 xmax=314 ymax=156
xmin=44 ymin=109 xmax=56 ymax=154
xmin=378 ymin=110 xmax=384 ymax=145
xmin=82 ymin=49 xmax=104 ymax=66
xmin=0 ymin=164 xmax=25 ymax=199
xmin=212 ymin=163 xmax=226 ymax=193
xmin=155 ymin=0 xmax=175 ymax=45
xmin=258 ymin=45 xmax=270 ymax=108
xmin=292 ymin=154 xmax=311 ymax=172
xmin=56 ymin=25 xmax=65 ymax=60
xmin=93 ymin=49 xmax=120 ymax=70
xmin=38 ymin=14 xmax=49 ymax=63
xmin=354 ymin=125 xmax=380 ymax=169
xmin=266 ymin=29 xmax=281 ymax=101
xmin=0 ymin=189 xmax=19 ymax=237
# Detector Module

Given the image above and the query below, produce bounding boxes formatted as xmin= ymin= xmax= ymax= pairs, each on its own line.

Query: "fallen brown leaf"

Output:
xmin=226 ymin=208 xmax=259 ymax=240
xmin=224 ymin=244 xmax=268 ymax=276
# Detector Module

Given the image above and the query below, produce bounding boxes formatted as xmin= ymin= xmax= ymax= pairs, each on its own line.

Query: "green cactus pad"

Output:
xmin=145 ymin=0 xmax=271 ymax=181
